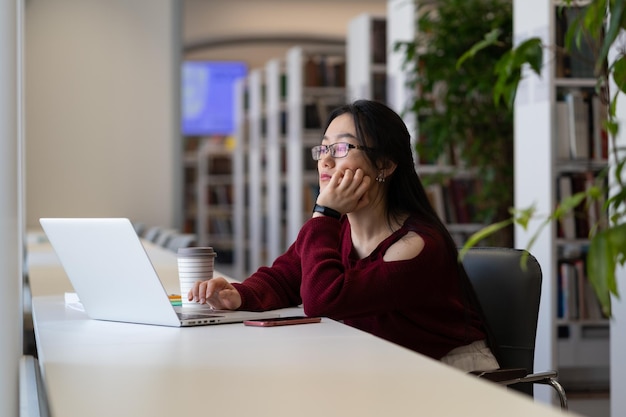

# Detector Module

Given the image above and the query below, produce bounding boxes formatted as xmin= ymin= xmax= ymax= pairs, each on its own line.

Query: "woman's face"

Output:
xmin=317 ymin=113 xmax=376 ymax=192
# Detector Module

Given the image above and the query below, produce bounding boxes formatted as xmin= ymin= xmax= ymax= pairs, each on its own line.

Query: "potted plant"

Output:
xmin=457 ymin=0 xmax=626 ymax=317
xmin=395 ymin=0 xmax=515 ymax=247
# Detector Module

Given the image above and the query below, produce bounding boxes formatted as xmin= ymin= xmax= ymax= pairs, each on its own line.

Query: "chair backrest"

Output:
xmin=461 ymin=247 xmax=542 ymax=396
xmin=165 ymin=234 xmax=197 ymax=252
xmin=143 ymin=226 xmax=163 ymax=243
xmin=154 ymin=229 xmax=178 ymax=247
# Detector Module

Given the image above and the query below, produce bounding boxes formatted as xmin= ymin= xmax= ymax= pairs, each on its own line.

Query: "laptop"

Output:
xmin=39 ymin=218 xmax=280 ymax=327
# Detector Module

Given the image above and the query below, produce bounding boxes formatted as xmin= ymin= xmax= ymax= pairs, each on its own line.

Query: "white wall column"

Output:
xmin=386 ymin=0 xmax=416 ymax=141
xmin=612 ymin=269 xmax=626 ymax=416
xmin=0 ymin=0 xmax=24 ymax=416
xmin=24 ymin=0 xmax=180 ymax=229
xmin=610 ymin=31 xmax=626 ymax=417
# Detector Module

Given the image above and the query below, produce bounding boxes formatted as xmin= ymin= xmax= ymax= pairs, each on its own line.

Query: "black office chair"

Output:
xmin=461 ymin=247 xmax=568 ymax=410
xmin=165 ymin=233 xmax=197 ymax=252
xmin=143 ymin=226 xmax=164 ymax=243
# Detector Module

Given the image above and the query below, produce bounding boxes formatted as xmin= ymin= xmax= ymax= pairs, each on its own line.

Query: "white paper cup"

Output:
xmin=178 ymin=247 xmax=217 ymax=304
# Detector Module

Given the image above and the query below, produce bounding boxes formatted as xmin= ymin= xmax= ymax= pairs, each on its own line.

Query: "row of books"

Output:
xmin=371 ymin=73 xmax=387 ymax=103
xmin=207 ymin=184 xmax=233 ymax=206
xmin=206 ymin=215 xmax=233 ymax=236
xmin=242 ymin=100 xmax=343 ymax=134
xmin=304 ymin=99 xmax=344 ymax=130
xmin=182 ymin=135 xmax=231 ymax=152
xmin=182 ymin=206 xmax=234 ymax=238
xmin=304 ymin=56 xmax=346 ymax=88
xmin=555 ymin=90 xmax=608 ymax=162
xmin=370 ymin=18 xmax=387 ymax=64
xmin=558 ymin=258 xmax=606 ymax=321
xmin=426 ymin=178 xmax=481 ymax=225
xmin=556 ymin=172 xmax=606 ymax=240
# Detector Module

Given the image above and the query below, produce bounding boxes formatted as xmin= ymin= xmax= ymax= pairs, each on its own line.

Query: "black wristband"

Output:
xmin=312 ymin=204 xmax=341 ymax=219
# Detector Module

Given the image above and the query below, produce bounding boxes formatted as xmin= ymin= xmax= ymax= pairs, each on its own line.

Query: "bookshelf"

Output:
xmin=347 ymin=13 xmax=388 ymax=103
xmin=514 ymin=0 xmax=610 ymax=404
xmin=264 ymin=58 xmax=288 ymax=268
xmin=181 ymin=135 xmax=235 ymax=264
xmin=232 ymin=46 xmax=346 ymax=276
xmin=285 ymin=46 xmax=346 ymax=246
xmin=247 ymin=69 xmax=265 ymax=275
xmin=385 ymin=0 xmax=490 ymax=246
xmin=232 ymin=77 xmax=248 ymax=279
xmin=232 ymin=69 xmax=271 ymax=277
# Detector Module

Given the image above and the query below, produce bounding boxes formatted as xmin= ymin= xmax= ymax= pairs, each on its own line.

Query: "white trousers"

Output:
xmin=440 ymin=340 xmax=500 ymax=372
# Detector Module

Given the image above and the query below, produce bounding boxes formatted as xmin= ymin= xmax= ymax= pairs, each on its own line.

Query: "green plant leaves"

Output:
xmin=599 ymin=0 xmax=626 ymax=72
xmin=613 ymin=56 xmax=626 ymax=94
xmin=588 ymin=223 xmax=626 ymax=317
xmin=459 ymin=218 xmax=513 ymax=260
xmin=457 ymin=28 xmax=504 ymax=69
xmin=402 ymin=0 xmax=515 ymax=231
xmin=491 ymin=38 xmax=543 ymax=108
xmin=457 ymin=0 xmax=626 ymax=319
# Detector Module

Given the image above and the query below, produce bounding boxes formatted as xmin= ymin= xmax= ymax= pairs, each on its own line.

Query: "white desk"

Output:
xmin=27 ymin=232 xmax=576 ymax=416
xmin=31 ymin=296 xmax=576 ymax=417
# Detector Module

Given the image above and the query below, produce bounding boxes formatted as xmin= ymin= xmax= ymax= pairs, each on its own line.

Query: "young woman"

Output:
xmin=189 ymin=99 xmax=499 ymax=372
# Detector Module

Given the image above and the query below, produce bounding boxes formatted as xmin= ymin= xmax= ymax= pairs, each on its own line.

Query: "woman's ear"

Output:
xmin=377 ymin=159 xmax=398 ymax=177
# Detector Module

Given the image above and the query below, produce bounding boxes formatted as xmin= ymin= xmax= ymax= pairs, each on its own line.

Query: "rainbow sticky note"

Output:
xmin=168 ymin=294 xmax=182 ymax=307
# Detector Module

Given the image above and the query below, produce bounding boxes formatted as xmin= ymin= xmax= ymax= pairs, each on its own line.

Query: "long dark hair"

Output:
xmin=324 ymin=99 xmax=453 ymax=249
xmin=325 ymin=100 xmax=499 ymax=353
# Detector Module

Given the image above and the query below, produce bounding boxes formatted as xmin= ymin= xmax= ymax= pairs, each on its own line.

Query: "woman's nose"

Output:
xmin=319 ymin=151 xmax=334 ymax=166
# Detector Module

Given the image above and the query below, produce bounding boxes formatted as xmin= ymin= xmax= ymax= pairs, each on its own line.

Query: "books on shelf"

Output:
xmin=556 ymin=171 xmax=605 ymax=240
xmin=372 ymin=73 xmax=387 ymax=103
xmin=425 ymin=184 xmax=446 ymax=222
xmin=304 ymin=55 xmax=346 ymax=88
xmin=371 ymin=18 xmax=387 ymax=65
xmin=556 ymin=90 xmax=607 ymax=162
xmin=565 ymin=90 xmax=590 ymax=159
xmin=207 ymin=184 xmax=233 ymax=206
xmin=424 ymin=178 xmax=480 ymax=225
xmin=303 ymin=97 xmax=345 ymax=130
xmin=591 ymin=94 xmax=609 ymax=161
xmin=558 ymin=257 xmax=605 ymax=321
xmin=557 ymin=174 xmax=577 ymax=239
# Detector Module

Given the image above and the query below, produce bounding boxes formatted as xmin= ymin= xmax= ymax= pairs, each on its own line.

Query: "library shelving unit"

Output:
xmin=386 ymin=0 xmax=417 ymax=137
xmin=514 ymin=0 xmax=610 ymax=404
xmin=385 ymin=0 xmax=486 ymax=246
xmin=232 ymin=69 xmax=267 ymax=278
xmin=233 ymin=47 xmax=346 ymax=276
xmin=264 ymin=58 xmax=288 ymax=266
xmin=347 ymin=13 xmax=388 ymax=103
xmin=181 ymin=135 xmax=236 ymax=263
xmin=232 ymin=77 xmax=248 ymax=279
xmin=285 ymin=45 xmax=347 ymax=246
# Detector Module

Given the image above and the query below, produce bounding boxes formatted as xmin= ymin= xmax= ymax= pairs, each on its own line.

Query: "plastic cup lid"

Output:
xmin=177 ymin=247 xmax=216 ymax=257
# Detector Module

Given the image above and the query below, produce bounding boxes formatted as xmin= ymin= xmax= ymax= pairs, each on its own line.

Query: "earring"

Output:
xmin=376 ymin=171 xmax=385 ymax=183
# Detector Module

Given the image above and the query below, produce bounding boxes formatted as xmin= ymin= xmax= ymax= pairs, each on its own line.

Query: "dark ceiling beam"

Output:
xmin=183 ymin=34 xmax=345 ymax=53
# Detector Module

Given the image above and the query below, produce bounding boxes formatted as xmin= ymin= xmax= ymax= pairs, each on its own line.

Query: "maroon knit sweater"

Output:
xmin=232 ymin=215 xmax=486 ymax=359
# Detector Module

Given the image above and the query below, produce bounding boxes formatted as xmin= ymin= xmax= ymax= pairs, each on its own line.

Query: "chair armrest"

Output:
xmin=469 ymin=368 xmax=528 ymax=383
xmin=516 ymin=370 xmax=559 ymax=384
xmin=470 ymin=368 xmax=568 ymax=410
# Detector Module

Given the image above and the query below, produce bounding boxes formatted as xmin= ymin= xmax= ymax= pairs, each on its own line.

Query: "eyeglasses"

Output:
xmin=311 ymin=142 xmax=374 ymax=161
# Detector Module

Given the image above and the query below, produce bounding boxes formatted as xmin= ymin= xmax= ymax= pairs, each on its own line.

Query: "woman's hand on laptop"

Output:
xmin=188 ymin=277 xmax=242 ymax=310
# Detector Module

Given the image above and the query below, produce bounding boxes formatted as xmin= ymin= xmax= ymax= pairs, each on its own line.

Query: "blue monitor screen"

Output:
xmin=182 ymin=61 xmax=247 ymax=136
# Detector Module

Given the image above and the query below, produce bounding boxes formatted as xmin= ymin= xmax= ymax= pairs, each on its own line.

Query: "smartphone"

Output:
xmin=243 ymin=316 xmax=321 ymax=327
